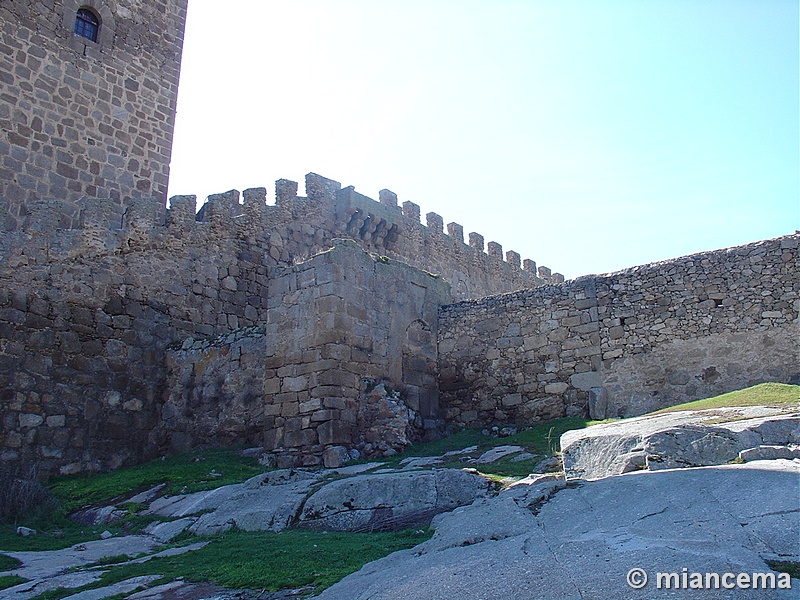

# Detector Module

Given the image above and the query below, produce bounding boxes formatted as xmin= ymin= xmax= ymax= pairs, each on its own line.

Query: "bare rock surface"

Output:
xmin=299 ymin=469 xmax=493 ymax=531
xmin=189 ymin=468 xmax=323 ymax=535
xmin=315 ymin=460 xmax=800 ymax=599
xmin=472 ymin=445 xmax=524 ymax=464
xmin=561 ymin=405 xmax=800 ymax=480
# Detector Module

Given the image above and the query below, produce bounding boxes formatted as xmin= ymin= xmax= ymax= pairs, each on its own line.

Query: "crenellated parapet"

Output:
xmin=1 ymin=171 xmax=562 ymax=302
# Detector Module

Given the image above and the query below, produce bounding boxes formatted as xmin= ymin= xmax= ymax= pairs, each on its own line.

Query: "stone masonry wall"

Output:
xmin=263 ymin=239 xmax=450 ymax=467
xmin=0 ymin=172 xmax=546 ymax=476
xmin=0 ymin=0 xmax=187 ymax=218
xmin=0 ymin=194 xmax=274 ymax=476
xmin=439 ymin=234 xmax=799 ymax=427
xmin=161 ymin=326 xmax=267 ymax=455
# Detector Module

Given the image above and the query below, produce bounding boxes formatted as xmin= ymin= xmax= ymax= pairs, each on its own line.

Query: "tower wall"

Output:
xmin=0 ymin=0 xmax=187 ymax=224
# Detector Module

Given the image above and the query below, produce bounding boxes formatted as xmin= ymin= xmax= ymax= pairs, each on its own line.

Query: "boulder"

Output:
xmin=70 ymin=505 xmax=126 ymax=526
xmin=144 ymin=517 xmax=198 ymax=542
xmin=561 ymin=406 xmax=800 ymax=480
xmin=299 ymin=469 xmax=493 ymax=531
xmin=739 ymin=444 xmax=800 ymax=462
xmin=189 ymin=469 xmax=322 ymax=535
xmin=145 ymin=483 xmax=246 ymax=518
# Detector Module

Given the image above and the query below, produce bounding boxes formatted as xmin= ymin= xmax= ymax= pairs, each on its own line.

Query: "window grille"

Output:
xmin=75 ymin=8 xmax=99 ymax=42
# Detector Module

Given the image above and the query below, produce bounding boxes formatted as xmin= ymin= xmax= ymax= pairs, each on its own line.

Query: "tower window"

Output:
xmin=74 ymin=8 xmax=99 ymax=42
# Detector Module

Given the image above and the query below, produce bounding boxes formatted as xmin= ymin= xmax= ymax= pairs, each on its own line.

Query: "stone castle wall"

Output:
xmin=272 ymin=173 xmax=561 ymax=301
xmin=0 ymin=194 xmax=273 ymax=474
xmin=1 ymin=177 xmax=796 ymax=476
xmin=0 ymin=172 xmax=546 ymax=475
xmin=439 ymin=235 xmax=799 ymax=427
xmin=157 ymin=240 xmax=449 ymax=469
xmin=0 ymin=0 xmax=187 ymax=220
xmin=262 ymin=240 xmax=449 ymax=466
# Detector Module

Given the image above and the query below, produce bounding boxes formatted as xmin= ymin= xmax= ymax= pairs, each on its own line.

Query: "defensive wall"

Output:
xmin=438 ymin=234 xmax=799 ymax=427
xmin=0 ymin=173 xmax=557 ymax=475
xmin=1 ymin=168 xmax=796 ymax=475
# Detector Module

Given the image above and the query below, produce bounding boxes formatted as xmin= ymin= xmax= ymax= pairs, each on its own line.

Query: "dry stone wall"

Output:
xmin=2 ymin=165 xmax=794 ymax=476
xmin=439 ymin=234 xmax=800 ymax=426
xmin=0 ymin=0 xmax=187 ymax=218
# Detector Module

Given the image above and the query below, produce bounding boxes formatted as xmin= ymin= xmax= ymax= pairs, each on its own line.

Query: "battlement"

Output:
xmin=1 ymin=172 xmax=561 ymax=300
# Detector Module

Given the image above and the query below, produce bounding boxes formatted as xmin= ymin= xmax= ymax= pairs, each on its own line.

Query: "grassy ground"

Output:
xmin=5 ymin=383 xmax=796 ymax=596
xmin=652 ymin=382 xmax=799 ymax=414
xmin=24 ymin=529 xmax=432 ymax=600
xmin=0 ymin=447 xmax=271 ymax=552
xmin=49 ymin=447 xmax=269 ymax=512
xmin=383 ymin=416 xmax=594 ymax=478
xmin=0 ymin=574 xmax=28 ymax=591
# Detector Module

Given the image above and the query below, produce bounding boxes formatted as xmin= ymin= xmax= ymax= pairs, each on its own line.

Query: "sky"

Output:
xmin=166 ymin=0 xmax=799 ymax=280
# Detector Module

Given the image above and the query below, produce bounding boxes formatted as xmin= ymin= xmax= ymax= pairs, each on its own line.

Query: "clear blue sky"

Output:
xmin=167 ymin=0 xmax=799 ymax=280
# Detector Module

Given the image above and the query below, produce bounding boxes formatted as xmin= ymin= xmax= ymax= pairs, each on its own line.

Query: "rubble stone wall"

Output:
xmin=162 ymin=327 xmax=267 ymax=454
xmin=0 ymin=195 xmax=272 ymax=475
xmin=439 ymin=234 xmax=800 ymax=426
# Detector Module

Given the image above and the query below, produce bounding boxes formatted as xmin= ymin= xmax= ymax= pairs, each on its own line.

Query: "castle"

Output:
xmin=1 ymin=1 xmax=798 ymax=476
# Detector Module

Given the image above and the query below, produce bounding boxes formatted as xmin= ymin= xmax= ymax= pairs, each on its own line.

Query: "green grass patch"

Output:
xmin=766 ymin=560 xmax=800 ymax=580
xmin=49 ymin=447 xmax=270 ymax=513
xmin=0 ymin=506 xmax=178 ymax=553
xmin=382 ymin=416 xmax=595 ymax=478
xmin=0 ymin=553 xmax=21 ymax=571
xmin=652 ymin=383 xmax=799 ymax=414
xmin=0 ymin=450 xmax=242 ymax=553
xmin=96 ymin=528 xmax=430 ymax=595
xmin=0 ymin=575 xmax=27 ymax=590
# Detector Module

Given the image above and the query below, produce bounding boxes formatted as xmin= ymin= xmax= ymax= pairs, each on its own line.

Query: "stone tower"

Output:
xmin=0 ymin=0 xmax=188 ymax=226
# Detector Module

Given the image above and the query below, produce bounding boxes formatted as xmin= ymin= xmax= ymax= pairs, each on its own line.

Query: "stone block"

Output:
xmin=283 ymin=428 xmax=318 ymax=448
xmin=544 ymin=382 xmax=569 ymax=394
xmin=319 ymin=370 xmax=359 ymax=388
xmin=502 ymin=393 xmax=522 ymax=407
xmin=299 ymin=399 xmax=323 ymax=413
xmin=282 ymin=376 xmax=308 ymax=393
xmin=570 ymin=372 xmax=602 ymax=391
xmin=447 ymin=222 xmax=464 ymax=242
xmin=379 ymin=189 xmax=398 ymax=207
xmin=323 ymin=445 xmax=350 ymax=468
xmin=318 ymin=420 xmax=353 ymax=445
xmin=468 ymin=232 xmax=484 ymax=252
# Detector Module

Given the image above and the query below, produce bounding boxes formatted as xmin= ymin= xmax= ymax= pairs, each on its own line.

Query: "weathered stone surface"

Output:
xmin=3 ymin=535 xmax=160 ymax=580
xmin=0 ymin=2 xmax=185 ymax=208
xmin=70 ymin=505 xmax=126 ymax=526
xmin=189 ymin=469 xmax=322 ymax=535
xmin=143 ymin=517 xmax=197 ymax=542
xmin=315 ymin=461 xmax=800 ymax=599
xmin=561 ymin=406 xmax=800 ymax=480
xmin=439 ymin=235 xmax=799 ymax=427
xmin=299 ymin=469 xmax=493 ymax=531
xmin=740 ymin=444 xmax=800 ymax=462
xmin=473 ymin=445 xmax=524 ymax=464
xmin=146 ymin=484 xmax=246 ymax=518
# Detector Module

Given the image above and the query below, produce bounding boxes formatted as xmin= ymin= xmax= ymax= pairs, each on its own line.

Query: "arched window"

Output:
xmin=74 ymin=8 xmax=99 ymax=42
